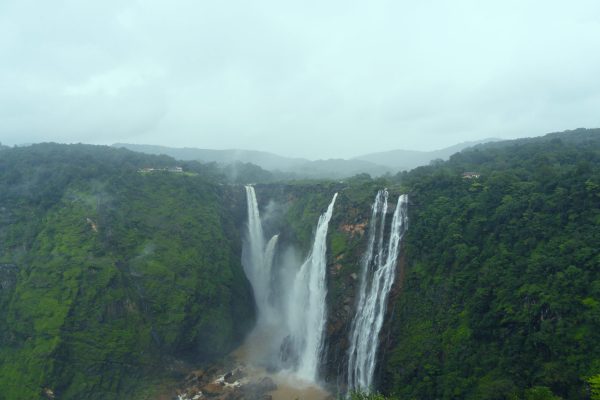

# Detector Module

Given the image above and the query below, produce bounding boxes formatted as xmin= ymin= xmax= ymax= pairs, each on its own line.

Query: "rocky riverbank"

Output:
xmin=174 ymin=363 xmax=276 ymax=400
xmin=173 ymin=360 xmax=333 ymax=400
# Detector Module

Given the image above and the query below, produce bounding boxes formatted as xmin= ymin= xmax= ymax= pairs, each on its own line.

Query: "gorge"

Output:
xmin=239 ymin=185 xmax=409 ymax=398
xmin=0 ymin=128 xmax=599 ymax=400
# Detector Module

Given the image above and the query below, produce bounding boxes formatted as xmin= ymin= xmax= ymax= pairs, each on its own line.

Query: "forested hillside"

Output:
xmin=0 ymin=129 xmax=599 ymax=400
xmin=0 ymin=144 xmax=254 ymax=399
xmin=382 ymin=129 xmax=600 ymax=399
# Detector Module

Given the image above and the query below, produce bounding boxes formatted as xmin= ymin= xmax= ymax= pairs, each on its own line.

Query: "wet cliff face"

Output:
xmin=323 ymin=189 xmax=408 ymax=392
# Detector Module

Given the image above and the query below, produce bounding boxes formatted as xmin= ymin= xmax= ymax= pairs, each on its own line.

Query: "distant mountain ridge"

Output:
xmin=112 ymin=144 xmax=309 ymax=171
xmin=113 ymin=139 xmax=500 ymax=178
xmin=352 ymin=138 xmax=500 ymax=170
xmin=292 ymin=158 xmax=391 ymax=179
xmin=112 ymin=143 xmax=392 ymax=178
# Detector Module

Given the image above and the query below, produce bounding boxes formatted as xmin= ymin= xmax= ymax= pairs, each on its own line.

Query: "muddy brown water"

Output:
xmin=232 ymin=330 xmax=331 ymax=400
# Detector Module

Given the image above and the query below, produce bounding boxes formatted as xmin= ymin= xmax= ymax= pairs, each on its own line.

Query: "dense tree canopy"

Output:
xmin=382 ymin=129 xmax=600 ymax=399
xmin=0 ymin=144 xmax=254 ymax=399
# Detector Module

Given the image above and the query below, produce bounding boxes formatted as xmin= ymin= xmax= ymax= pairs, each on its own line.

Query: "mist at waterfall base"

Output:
xmin=240 ymin=186 xmax=337 ymax=392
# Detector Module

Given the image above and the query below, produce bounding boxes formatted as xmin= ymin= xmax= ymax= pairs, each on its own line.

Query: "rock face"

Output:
xmin=370 ymin=252 xmax=408 ymax=390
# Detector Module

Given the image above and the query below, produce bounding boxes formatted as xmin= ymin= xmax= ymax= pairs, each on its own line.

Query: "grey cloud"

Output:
xmin=0 ymin=0 xmax=599 ymax=158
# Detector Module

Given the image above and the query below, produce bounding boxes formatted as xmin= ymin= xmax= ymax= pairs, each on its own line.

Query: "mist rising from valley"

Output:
xmin=113 ymin=139 xmax=499 ymax=180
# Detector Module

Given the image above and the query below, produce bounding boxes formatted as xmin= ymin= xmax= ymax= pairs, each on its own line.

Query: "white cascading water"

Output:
xmin=347 ymin=191 xmax=408 ymax=393
xmin=264 ymin=234 xmax=279 ymax=281
xmin=287 ymin=193 xmax=338 ymax=381
xmin=243 ymin=186 xmax=338 ymax=384
xmin=243 ymin=186 xmax=279 ymax=322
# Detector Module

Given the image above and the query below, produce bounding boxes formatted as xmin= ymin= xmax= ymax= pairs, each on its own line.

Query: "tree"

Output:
xmin=588 ymin=375 xmax=600 ymax=400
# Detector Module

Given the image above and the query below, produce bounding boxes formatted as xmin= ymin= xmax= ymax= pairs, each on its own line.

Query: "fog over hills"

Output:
xmin=291 ymin=158 xmax=390 ymax=179
xmin=113 ymin=139 xmax=499 ymax=178
xmin=112 ymin=144 xmax=309 ymax=171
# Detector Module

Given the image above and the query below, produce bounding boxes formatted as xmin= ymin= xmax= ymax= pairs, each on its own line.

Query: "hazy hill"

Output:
xmin=113 ymin=143 xmax=393 ymax=179
xmin=290 ymin=158 xmax=392 ymax=179
xmin=112 ymin=143 xmax=308 ymax=171
xmin=353 ymin=138 xmax=500 ymax=170
xmin=469 ymin=127 xmax=600 ymax=151
xmin=114 ymin=140 xmax=499 ymax=179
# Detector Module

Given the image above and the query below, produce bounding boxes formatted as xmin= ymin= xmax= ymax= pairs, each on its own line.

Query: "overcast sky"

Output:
xmin=1 ymin=1 xmax=599 ymax=159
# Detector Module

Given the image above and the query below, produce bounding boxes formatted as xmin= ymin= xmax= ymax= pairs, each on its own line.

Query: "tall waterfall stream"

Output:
xmin=347 ymin=191 xmax=409 ymax=393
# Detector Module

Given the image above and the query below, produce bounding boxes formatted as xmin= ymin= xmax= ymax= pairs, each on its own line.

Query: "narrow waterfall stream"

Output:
xmin=347 ymin=191 xmax=409 ymax=393
xmin=243 ymin=186 xmax=279 ymax=323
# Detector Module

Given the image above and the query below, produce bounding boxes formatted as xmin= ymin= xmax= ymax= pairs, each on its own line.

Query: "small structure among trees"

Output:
xmin=462 ymin=171 xmax=481 ymax=179
xmin=138 ymin=166 xmax=183 ymax=173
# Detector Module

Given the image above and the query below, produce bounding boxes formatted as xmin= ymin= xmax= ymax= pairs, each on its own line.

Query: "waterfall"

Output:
xmin=264 ymin=234 xmax=279 ymax=309
xmin=243 ymin=186 xmax=279 ymax=322
xmin=347 ymin=191 xmax=408 ymax=393
xmin=287 ymin=193 xmax=338 ymax=382
xmin=243 ymin=186 xmax=338 ymax=384
xmin=264 ymin=234 xmax=279 ymax=283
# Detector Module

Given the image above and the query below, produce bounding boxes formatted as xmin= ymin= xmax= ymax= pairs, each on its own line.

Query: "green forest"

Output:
xmin=0 ymin=144 xmax=254 ymax=399
xmin=382 ymin=129 xmax=600 ymax=399
xmin=0 ymin=129 xmax=599 ymax=399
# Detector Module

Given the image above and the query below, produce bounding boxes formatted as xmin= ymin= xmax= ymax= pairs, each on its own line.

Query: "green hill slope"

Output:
xmin=382 ymin=128 xmax=600 ymax=399
xmin=0 ymin=144 xmax=254 ymax=399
